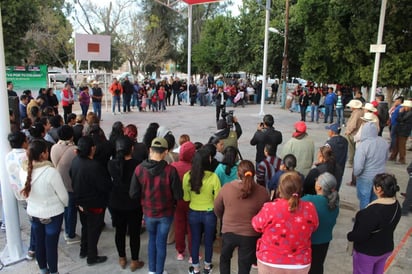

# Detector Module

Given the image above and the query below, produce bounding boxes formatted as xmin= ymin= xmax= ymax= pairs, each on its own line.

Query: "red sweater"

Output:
xmin=252 ymin=199 xmax=319 ymax=266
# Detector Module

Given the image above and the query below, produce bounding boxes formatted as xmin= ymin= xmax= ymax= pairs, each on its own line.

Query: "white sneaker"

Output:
xmin=1 ymin=223 xmax=5 ymax=231
xmin=66 ymin=234 xmax=81 ymax=244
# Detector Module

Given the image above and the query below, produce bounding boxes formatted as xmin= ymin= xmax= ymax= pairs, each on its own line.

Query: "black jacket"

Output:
xmin=250 ymin=127 xmax=283 ymax=163
xmin=108 ymin=158 xmax=141 ymax=210
xmin=396 ymin=110 xmax=412 ymax=137
xmin=70 ymin=156 xmax=112 ymax=208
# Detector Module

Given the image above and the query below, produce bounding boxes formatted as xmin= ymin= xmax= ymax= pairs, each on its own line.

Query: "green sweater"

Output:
xmin=183 ymin=170 xmax=221 ymax=211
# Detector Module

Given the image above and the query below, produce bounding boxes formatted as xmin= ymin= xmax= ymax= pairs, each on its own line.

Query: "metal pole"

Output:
xmin=187 ymin=4 xmax=193 ymax=104
xmin=370 ymin=0 xmax=387 ymax=101
xmin=281 ymin=0 xmax=289 ymax=109
xmin=259 ymin=0 xmax=271 ymax=117
xmin=0 ymin=11 xmax=26 ymax=266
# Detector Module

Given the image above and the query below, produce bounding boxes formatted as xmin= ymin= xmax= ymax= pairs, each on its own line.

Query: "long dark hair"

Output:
xmin=109 ymin=121 xmax=124 ymax=144
xmin=21 ymin=140 xmax=48 ymax=198
xmin=142 ymin=122 xmax=159 ymax=148
xmin=237 ymin=160 xmax=256 ymax=199
xmin=189 ymin=148 xmax=210 ymax=194
xmin=222 ymin=146 xmax=238 ymax=176
xmin=114 ymin=136 xmax=133 ymax=181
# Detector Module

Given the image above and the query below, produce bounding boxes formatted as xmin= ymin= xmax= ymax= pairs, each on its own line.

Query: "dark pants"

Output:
xmin=123 ymin=94 xmax=131 ymax=112
xmin=220 ymin=232 xmax=258 ymax=274
xmin=402 ymin=175 xmax=412 ymax=215
xmin=31 ymin=213 xmax=64 ymax=273
xmin=300 ymin=105 xmax=307 ymax=121
xmin=309 ymin=242 xmax=330 ymax=274
xmin=172 ymin=90 xmax=180 ymax=105
xmin=80 ymin=104 xmax=89 ymax=117
xmin=216 ymin=105 xmax=225 ymax=121
xmin=111 ymin=208 xmax=142 ymax=260
xmin=79 ymin=208 xmax=105 ymax=260
xmin=63 ymin=105 xmax=72 ymax=124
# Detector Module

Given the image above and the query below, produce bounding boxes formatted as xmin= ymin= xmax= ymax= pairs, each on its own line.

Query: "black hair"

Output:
xmin=20 ymin=94 xmax=28 ymax=101
xmin=57 ymin=125 xmax=74 ymax=141
xmin=264 ymin=144 xmax=277 ymax=156
xmin=109 ymin=121 xmax=124 ymax=144
xmin=50 ymin=115 xmax=63 ymax=128
xmin=8 ymin=131 xmax=27 ymax=148
xmin=142 ymin=122 xmax=159 ymax=148
xmin=29 ymin=123 xmax=45 ymax=138
xmin=373 ymin=173 xmax=399 ymax=198
xmin=76 ymin=136 xmax=95 ymax=158
xmin=66 ymin=113 xmax=76 ymax=124
xmin=283 ymin=154 xmax=297 ymax=170
xmin=21 ymin=118 xmax=32 ymax=129
xmin=189 ymin=148 xmax=210 ymax=194
xmin=263 ymin=114 xmax=274 ymax=127
xmin=222 ymin=146 xmax=238 ymax=176
xmin=114 ymin=136 xmax=133 ymax=181
xmin=164 ymin=133 xmax=176 ymax=150
xmin=30 ymin=106 xmax=40 ymax=119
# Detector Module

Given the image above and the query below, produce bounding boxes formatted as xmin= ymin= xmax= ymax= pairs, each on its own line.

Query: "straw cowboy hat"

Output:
xmin=361 ymin=112 xmax=378 ymax=123
xmin=346 ymin=99 xmax=363 ymax=109
xmin=363 ymin=103 xmax=377 ymax=112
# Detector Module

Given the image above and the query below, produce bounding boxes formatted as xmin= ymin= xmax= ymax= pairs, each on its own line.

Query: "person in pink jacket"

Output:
xmin=252 ymin=172 xmax=319 ymax=273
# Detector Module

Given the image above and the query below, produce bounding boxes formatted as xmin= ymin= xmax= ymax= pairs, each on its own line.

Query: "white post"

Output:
xmin=0 ymin=11 xmax=26 ymax=266
xmin=187 ymin=4 xmax=193 ymax=104
xmin=370 ymin=0 xmax=387 ymax=101
xmin=259 ymin=0 xmax=271 ymax=117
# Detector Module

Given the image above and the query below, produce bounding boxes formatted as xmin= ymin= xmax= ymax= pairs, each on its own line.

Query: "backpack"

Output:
xmin=223 ymin=130 xmax=238 ymax=149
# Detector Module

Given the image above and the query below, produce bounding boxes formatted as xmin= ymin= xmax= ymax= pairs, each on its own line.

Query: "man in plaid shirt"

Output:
xmin=130 ymin=137 xmax=182 ymax=274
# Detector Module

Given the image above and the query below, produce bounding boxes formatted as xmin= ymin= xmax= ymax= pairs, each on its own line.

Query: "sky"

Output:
xmin=89 ymin=0 xmax=243 ymax=16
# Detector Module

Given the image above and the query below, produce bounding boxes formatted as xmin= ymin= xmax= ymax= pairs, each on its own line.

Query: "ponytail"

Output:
xmin=21 ymin=140 xmax=47 ymax=198
xmin=237 ymin=160 xmax=256 ymax=199
xmin=277 ymin=172 xmax=303 ymax=212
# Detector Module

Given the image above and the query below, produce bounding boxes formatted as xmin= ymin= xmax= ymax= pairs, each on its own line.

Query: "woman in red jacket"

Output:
xmin=252 ymin=172 xmax=319 ymax=273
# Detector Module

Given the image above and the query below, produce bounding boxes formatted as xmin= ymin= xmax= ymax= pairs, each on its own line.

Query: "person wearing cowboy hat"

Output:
xmin=389 ymin=100 xmax=412 ymax=164
xmin=281 ymin=121 xmax=315 ymax=176
xmin=91 ymin=81 xmax=103 ymax=121
xmin=344 ymin=100 xmax=364 ymax=168
xmin=354 ymin=112 xmax=380 ymax=144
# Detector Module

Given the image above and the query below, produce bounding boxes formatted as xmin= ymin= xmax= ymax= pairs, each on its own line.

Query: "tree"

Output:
xmin=1 ymin=0 xmax=72 ymax=66
xmin=25 ymin=2 xmax=73 ymax=68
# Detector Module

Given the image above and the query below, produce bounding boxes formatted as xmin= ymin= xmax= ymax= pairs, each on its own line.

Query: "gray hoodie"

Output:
xmin=354 ymin=122 xmax=388 ymax=180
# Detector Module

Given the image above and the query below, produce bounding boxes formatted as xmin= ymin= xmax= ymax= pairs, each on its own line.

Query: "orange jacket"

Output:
xmin=109 ymin=82 xmax=123 ymax=96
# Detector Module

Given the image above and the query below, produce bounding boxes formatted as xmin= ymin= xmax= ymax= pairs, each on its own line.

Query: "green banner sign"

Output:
xmin=6 ymin=65 xmax=48 ymax=95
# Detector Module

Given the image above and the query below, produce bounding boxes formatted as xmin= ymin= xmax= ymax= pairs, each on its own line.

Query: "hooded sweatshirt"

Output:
xmin=129 ymin=159 xmax=182 ymax=218
xmin=353 ymin=122 xmax=388 ymax=180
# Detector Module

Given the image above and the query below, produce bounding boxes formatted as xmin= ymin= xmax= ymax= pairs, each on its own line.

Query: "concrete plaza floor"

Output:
xmin=0 ymin=102 xmax=411 ymax=273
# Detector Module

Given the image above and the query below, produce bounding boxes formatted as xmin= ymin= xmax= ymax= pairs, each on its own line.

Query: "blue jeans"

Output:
xmin=189 ymin=210 xmax=217 ymax=267
xmin=336 ymin=107 xmax=344 ymax=125
xmin=324 ymin=104 xmax=334 ymax=123
xmin=311 ymin=104 xmax=319 ymax=122
xmin=92 ymin=102 xmax=102 ymax=120
xmin=112 ymin=95 xmax=121 ymax=113
xmin=31 ymin=213 xmax=64 ymax=274
xmin=356 ymin=177 xmax=377 ymax=209
xmin=64 ymin=192 xmax=77 ymax=238
xmin=144 ymin=215 xmax=173 ymax=274
xmin=80 ymin=104 xmax=89 ymax=117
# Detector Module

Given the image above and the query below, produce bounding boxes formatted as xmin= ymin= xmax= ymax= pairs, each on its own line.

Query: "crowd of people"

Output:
xmin=3 ymin=79 xmax=412 ymax=274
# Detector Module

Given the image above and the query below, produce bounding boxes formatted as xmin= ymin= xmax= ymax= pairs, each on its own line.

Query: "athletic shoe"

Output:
xmin=66 ymin=234 xmax=81 ymax=244
xmin=26 ymin=250 xmax=35 ymax=260
xmin=188 ymin=266 xmax=200 ymax=274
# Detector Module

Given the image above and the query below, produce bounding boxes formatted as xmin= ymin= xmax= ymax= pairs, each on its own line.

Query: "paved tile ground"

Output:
xmin=1 ymin=102 xmax=411 ymax=274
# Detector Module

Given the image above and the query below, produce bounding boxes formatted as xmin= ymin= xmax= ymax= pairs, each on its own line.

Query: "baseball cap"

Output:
xmin=292 ymin=121 xmax=307 ymax=138
xmin=151 ymin=137 xmax=168 ymax=149
xmin=325 ymin=123 xmax=341 ymax=134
